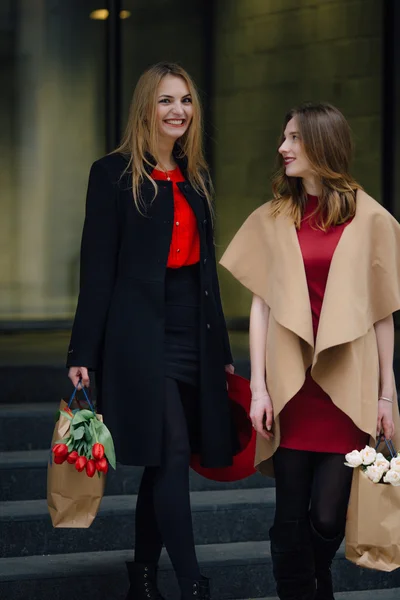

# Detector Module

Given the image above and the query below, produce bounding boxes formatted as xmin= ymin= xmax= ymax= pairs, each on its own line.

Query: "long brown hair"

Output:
xmin=114 ymin=62 xmax=213 ymax=215
xmin=271 ymin=102 xmax=362 ymax=229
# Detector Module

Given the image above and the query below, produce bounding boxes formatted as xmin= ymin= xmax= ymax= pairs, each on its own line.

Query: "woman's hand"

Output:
xmin=377 ymin=398 xmax=395 ymax=440
xmin=225 ymin=364 xmax=235 ymax=374
xmin=68 ymin=367 xmax=90 ymax=389
xmin=250 ymin=391 xmax=274 ymax=440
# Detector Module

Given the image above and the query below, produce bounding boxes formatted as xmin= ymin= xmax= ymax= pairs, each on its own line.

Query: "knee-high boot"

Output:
xmin=310 ymin=521 xmax=343 ymax=600
xmin=125 ymin=562 xmax=165 ymax=600
xmin=178 ymin=576 xmax=211 ymax=599
xmin=270 ymin=520 xmax=316 ymax=600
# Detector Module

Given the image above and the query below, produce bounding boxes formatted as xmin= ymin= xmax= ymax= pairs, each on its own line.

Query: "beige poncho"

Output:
xmin=220 ymin=190 xmax=400 ymax=476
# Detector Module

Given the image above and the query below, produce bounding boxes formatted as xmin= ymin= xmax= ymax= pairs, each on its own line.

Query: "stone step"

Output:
xmin=0 ymin=448 xmax=274 ymax=501
xmin=0 ymin=403 xmax=59 ymax=451
xmin=1 ymin=542 xmax=400 ymax=600
xmin=0 ymin=366 xmax=72 ymax=404
xmin=0 ymin=489 xmax=274 ymax=558
xmin=242 ymin=592 xmax=400 ymax=600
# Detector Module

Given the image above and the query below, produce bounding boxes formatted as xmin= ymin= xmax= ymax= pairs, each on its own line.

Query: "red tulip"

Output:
xmin=53 ymin=443 xmax=69 ymax=458
xmin=54 ymin=454 xmax=67 ymax=465
xmin=92 ymin=443 xmax=105 ymax=460
xmin=75 ymin=456 xmax=87 ymax=472
xmin=67 ymin=451 xmax=79 ymax=464
xmin=96 ymin=457 xmax=108 ymax=473
xmin=86 ymin=459 xmax=96 ymax=478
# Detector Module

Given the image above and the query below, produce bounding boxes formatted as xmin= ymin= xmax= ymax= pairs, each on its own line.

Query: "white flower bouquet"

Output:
xmin=345 ymin=440 xmax=400 ymax=485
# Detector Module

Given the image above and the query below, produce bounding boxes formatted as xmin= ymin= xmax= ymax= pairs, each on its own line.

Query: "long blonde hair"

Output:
xmin=114 ymin=62 xmax=213 ymax=214
xmin=271 ymin=102 xmax=363 ymax=229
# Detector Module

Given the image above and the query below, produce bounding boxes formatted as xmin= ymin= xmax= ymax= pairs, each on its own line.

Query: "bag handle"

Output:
xmin=68 ymin=380 xmax=96 ymax=414
xmin=375 ymin=436 xmax=397 ymax=458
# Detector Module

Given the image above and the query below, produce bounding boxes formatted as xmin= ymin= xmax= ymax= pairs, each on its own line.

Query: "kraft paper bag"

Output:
xmin=47 ymin=400 xmax=106 ymax=528
xmin=345 ymin=469 xmax=400 ymax=571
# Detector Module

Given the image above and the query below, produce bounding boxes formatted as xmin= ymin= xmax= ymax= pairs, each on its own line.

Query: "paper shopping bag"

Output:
xmin=47 ymin=399 xmax=107 ymax=528
xmin=345 ymin=468 xmax=400 ymax=571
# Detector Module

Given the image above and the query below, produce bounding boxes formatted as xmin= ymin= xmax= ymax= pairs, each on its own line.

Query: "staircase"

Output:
xmin=1 ymin=332 xmax=400 ymax=600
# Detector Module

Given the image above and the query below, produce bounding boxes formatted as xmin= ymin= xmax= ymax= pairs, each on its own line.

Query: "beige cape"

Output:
xmin=220 ymin=190 xmax=400 ymax=476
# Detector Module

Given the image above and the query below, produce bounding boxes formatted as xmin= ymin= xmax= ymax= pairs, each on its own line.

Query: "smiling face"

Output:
xmin=278 ymin=116 xmax=314 ymax=180
xmin=156 ymin=74 xmax=193 ymax=142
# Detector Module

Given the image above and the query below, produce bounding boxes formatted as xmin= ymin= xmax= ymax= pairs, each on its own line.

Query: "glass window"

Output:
xmin=0 ymin=0 xmax=106 ymax=321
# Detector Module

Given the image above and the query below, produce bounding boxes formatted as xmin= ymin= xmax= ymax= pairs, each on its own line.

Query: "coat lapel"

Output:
xmin=313 ymin=191 xmax=369 ymax=363
xmin=273 ymin=214 xmax=314 ymax=348
xmin=174 ymin=153 xmax=206 ymax=227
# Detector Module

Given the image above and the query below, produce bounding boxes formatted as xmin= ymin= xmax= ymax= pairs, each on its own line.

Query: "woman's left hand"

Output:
xmin=377 ymin=399 xmax=395 ymax=440
xmin=225 ymin=364 xmax=235 ymax=374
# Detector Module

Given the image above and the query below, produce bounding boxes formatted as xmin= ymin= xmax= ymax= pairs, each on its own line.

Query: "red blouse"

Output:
xmin=279 ymin=195 xmax=368 ymax=454
xmin=151 ymin=166 xmax=200 ymax=268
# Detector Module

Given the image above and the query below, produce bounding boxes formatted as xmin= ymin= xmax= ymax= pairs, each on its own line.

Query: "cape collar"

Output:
xmin=273 ymin=190 xmax=377 ymax=358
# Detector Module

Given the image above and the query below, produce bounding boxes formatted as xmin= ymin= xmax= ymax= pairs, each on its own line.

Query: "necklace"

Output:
xmin=158 ymin=162 xmax=176 ymax=181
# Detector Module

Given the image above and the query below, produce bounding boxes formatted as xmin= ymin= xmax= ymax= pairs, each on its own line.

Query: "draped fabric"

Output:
xmin=221 ymin=190 xmax=400 ymax=476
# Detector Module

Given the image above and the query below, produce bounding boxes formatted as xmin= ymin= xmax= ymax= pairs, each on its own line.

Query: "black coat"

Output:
xmin=67 ymin=152 xmax=234 ymax=468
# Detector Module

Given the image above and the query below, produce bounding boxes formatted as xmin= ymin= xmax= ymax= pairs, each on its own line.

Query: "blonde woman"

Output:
xmin=221 ymin=103 xmax=400 ymax=600
xmin=67 ymin=62 xmax=234 ymax=600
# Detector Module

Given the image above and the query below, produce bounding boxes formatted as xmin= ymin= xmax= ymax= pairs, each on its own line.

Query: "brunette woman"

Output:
xmin=220 ymin=102 xmax=400 ymax=600
xmin=67 ymin=62 xmax=234 ymax=600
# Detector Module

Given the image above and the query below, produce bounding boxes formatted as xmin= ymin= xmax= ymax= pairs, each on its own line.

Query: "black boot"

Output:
xmin=125 ymin=562 xmax=165 ymax=600
xmin=178 ymin=576 xmax=211 ymax=599
xmin=310 ymin=521 xmax=343 ymax=600
xmin=270 ymin=520 xmax=316 ymax=600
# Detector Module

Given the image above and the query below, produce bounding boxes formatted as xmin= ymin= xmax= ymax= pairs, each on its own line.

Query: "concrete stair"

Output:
xmin=245 ymin=592 xmax=400 ymax=600
xmin=1 ymin=332 xmax=400 ymax=599
xmin=0 ymin=489 xmax=274 ymax=557
xmin=2 ymin=543 xmax=400 ymax=600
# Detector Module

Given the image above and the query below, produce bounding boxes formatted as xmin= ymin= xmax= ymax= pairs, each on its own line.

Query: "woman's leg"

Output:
xmin=134 ymin=467 xmax=163 ymax=564
xmin=129 ymin=470 xmax=165 ymax=599
xmin=270 ymin=447 xmax=316 ymax=600
xmin=309 ymin=453 xmax=353 ymax=600
xmin=152 ymin=377 xmax=201 ymax=581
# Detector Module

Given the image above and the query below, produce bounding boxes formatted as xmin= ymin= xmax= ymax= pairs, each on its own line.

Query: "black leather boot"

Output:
xmin=310 ymin=521 xmax=343 ymax=600
xmin=125 ymin=562 xmax=165 ymax=599
xmin=178 ymin=576 xmax=211 ymax=599
xmin=270 ymin=520 xmax=316 ymax=600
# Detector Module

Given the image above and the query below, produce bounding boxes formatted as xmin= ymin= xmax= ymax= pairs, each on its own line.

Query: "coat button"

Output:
xmin=203 ymin=258 xmax=207 ymax=265
xmin=206 ymin=323 xmax=211 ymax=330
xmin=204 ymin=290 xmax=208 ymax=296
xmin=203 ymin=219 xmax=207 ymax=225
xmin=176 ymin=249 xmax=180 ymax=253
xmin=184 ymin=183 xmax=190 ymax=191
xmin=175 ymin=221 xmax=180 ymax=226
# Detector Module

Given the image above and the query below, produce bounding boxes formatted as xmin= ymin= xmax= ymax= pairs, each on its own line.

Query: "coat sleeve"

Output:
xmin=219 ymin=203 xmax=273 ymax=304
xmin=369 ymin=210 xmax=400 ymax=323
xmin=206 ymin=199 xmax=233 ymax=365
xmin=67 ymin=161 xmax=119 ymax=370
xmin=210 ymin=241 xmax=233 ymax=365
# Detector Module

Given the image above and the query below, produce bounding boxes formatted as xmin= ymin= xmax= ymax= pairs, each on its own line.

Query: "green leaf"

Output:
xmin=72 ymin=410 xmax=95 ymax=426
xmin=97 ymin=423 xmax=116 ymax=469
xmin=93 ymin=417 xmax=103 ymax=431
xmin=84 ymin=427 xmax=92 ymax=443
xmin=73 ymin=427 xmax=85 ymax=440
xmin=90 ymin=419 xmax=99 ymax=443
xmin=54 ymin=437 xmax=70 ymax=445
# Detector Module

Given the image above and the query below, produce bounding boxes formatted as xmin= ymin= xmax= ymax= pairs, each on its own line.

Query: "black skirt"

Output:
xmin=164 ymin=264 xmax=200 ymax=386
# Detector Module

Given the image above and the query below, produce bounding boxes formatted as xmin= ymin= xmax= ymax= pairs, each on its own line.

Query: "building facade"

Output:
xmin=0 ymin=0 xmax=399 ymax=327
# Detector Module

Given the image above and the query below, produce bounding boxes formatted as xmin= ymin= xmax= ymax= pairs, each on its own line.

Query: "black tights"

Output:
xmin=134 ymin=377 xmax=201 ymax=580
xmin=273 ymin=447 xmax=354 ymax=538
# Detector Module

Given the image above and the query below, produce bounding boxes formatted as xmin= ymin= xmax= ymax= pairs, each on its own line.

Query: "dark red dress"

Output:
xmin=279 ymin=195 xmax=368 ymax=454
